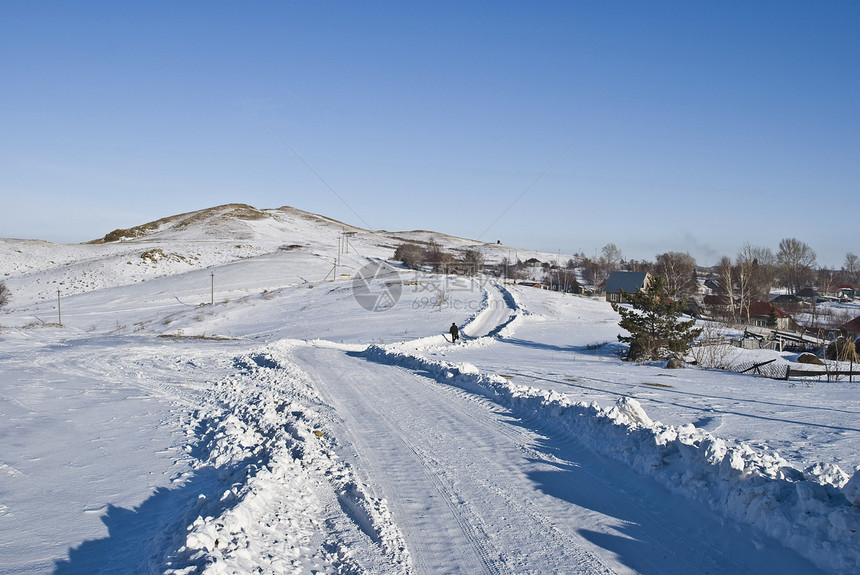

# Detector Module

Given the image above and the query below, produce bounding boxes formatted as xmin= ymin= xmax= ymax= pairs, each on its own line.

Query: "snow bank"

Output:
xmin=162 ymin=342 xmax=412 ymax=574
xmin=362 ymin=344 xmax=860 ymax=574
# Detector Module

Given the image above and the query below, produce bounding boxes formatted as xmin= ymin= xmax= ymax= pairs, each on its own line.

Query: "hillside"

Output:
xmin=0 ymin=203 xmax=556 ymax=312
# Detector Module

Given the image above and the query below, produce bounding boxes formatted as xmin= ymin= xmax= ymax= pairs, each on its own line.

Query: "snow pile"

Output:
xmin=845 ymin=473 xmax=860 ymax=507
xmin=362 ymin=344 xmax=860 ymax=574
xmin=162 ymin=342 xmax=412 ymax=574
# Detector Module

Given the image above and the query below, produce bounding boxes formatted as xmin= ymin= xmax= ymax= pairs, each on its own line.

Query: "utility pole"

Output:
xmin=342 ymin=230 xmax=356 ymax=255
xmin=210 ymin=272 xmax=214 ymax=305
xmin=57 ymin=289 xmax=62 ymax=326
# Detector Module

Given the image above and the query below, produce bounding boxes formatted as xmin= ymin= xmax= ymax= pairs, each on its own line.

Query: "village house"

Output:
xmin=743 ymin=301 xmax=792 ymax=330
xmin=604 ymin=271 xmax=651 ymax=303
xmin=839 ymin=316 xmax=860 ymax=342
xmin=703 ymin=278 xmax=721 ymax=294
xmin=796 ymin=287 xmax=819 ymax=301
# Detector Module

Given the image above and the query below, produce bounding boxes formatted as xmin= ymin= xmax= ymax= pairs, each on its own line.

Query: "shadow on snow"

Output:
xmin=511 ymin=414 xmax=825 ymax=575
xmin=52 ymin=458 xmax=256 ymax=575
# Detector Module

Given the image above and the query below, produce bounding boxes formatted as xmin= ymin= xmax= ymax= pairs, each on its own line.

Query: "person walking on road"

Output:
xmin=449 ymin=322 xmax=460 ymax=343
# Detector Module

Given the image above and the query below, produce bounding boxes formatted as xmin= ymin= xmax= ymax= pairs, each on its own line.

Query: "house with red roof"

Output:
xmin=839 ymin=316 xmax=860 ymax=342
xmin=743 ymin=301 xmax=792 ymax=330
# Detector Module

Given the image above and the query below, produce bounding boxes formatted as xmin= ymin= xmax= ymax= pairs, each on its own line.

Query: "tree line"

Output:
xmin=393 ymin=238 xmax=860 ymax=300
xmin=394 ymin=240 xmax=485 ymax=276
xmin=579 ymin=239 xmax=858 ymax=296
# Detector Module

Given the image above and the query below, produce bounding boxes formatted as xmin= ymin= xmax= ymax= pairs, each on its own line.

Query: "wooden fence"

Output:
xmin=784 ymin=368 xmax=859 ymax=382
xmin=734 ymin=359 xmax=859 ymax=382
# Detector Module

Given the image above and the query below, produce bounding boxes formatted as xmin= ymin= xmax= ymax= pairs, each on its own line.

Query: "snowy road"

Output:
xmin=291 ymin=344 xmax=821 ymax=574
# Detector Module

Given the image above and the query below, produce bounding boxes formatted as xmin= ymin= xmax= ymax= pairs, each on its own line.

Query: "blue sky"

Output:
xmin=1 ymin=1 xmax=857 ymax=267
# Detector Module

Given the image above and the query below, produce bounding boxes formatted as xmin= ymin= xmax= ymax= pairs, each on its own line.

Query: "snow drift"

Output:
xmin=361 ymin=344 xmax=860 ymax=574
xmin=161 ymin=343 xmax=412 ymax=574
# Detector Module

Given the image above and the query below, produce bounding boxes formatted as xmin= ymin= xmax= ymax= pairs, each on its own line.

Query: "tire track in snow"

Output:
xmin=405 ymin=371 xmax=621 ymax=574
xmin=294 ymin=345 xmax=503 ymax=574
xmin=292 ymin=345 xmax=619 ymax=574
xmin=396 ymin=433 xmax=506 ymax=575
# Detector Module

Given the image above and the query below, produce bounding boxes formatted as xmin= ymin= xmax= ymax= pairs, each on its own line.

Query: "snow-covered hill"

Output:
xmin=1 ymin=203 xmax=553 ymax=311
xmin=1 ymin=204 xmax=858 ymax=574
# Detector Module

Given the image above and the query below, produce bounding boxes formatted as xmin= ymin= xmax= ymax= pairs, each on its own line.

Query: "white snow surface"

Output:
xmin=1 ymin=204 xmax=859 ymax=574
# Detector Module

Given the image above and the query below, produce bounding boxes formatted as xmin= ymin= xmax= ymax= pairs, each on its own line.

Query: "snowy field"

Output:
xmin=1 ymin=205 xmax=859 ymax=574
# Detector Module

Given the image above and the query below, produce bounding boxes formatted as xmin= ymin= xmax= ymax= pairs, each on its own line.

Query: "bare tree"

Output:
xmin=582 ymin=243 xmax=623 ymax=289
xmin=462 ymin=249 xmax=484 ymax=276
xmin=714 ymin=257 xmax=738 ymax=323
xmin=601 ymin=243 xmax=623 ymax=269
xmin=624 ymin=259 xmax=652 ymax=272
xmin=581 ymin=256 xmax=610 ymax=289
xmin=654 ymin=252 xmax=698 ymax=296
xmin=424 ymin=239 xmax=455 ymax=272
xmin=734 ymin=257 xmax=755 ymax=323
xmin=816 ymin=268 xmax=838 ymax=295
xmin=776 ymin=238 xmax=816 ymax=294
xmin=843 ymin=252 xmax=860 ymax=284
xmin=738 ymin=243 xmax=776 ymax=301
xmin=0 ymin=281 xmax=9 ymax=308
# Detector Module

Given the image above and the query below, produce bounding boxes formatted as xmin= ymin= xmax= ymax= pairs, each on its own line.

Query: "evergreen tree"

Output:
xmin=766 ymin=309 xmax=778 ymax=329
xmin=611 ymin=275 xmax=702 ymax=361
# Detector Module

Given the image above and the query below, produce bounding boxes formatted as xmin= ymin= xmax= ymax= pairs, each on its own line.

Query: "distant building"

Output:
xmin=771 ymin=294 xmax=802 ymax=305
xmin=703 ymin=278 xmax=721 ymax=294
xmin=604 ymin=271 xmax=651 ymax=303
xmin=796 ymin=287 xmax=819 ymax=301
